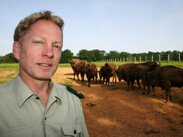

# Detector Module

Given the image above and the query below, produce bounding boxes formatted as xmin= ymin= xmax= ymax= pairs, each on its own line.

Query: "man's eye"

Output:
xmin=54 ymin=45 xmax=61 ymax=50
xmin=33 ymin=40 xmax=43 ymax=44
xmin=54 ymin=45 xmax=59 ymax=48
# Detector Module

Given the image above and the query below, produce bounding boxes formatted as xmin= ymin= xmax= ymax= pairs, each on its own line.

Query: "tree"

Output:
xmin=91 ymin=49 xmax=106 ymax=61
xmin=77 ymin=49 xmax=95 ymax=62
xmin=172 ymin=50 xmax=179 ymax=61
xmin=0 ymin=53 xmax=18 ymax=63
xmin=107 ymin=50 xmax=120 ymax=61
xmin=60 ymin=49 xmax=73 ymax=63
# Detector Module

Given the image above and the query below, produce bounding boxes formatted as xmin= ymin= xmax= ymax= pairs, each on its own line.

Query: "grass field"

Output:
xmin=0 ymin=61 xmax=183 ymax=85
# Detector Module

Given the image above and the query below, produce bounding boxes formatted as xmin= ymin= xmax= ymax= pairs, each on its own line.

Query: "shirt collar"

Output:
xmin=13 ymin=75 xmax=34 ymax=107
xmin=13 ymin=75 xmax=63 ymax=107
xmin=48 ymin=80 xmax=62 ymax=104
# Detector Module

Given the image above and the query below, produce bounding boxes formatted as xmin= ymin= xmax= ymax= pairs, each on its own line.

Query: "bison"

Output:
xmin=116 ymin=62 xmax=154 ymax=93
xmin=72 ymin=60 xmax=88 ymax=81
xmin=79 ymin=60 xmax=88 ymax=81
xmin=116 ymin=63 xmax=142 ymax=91
xmin=139 ymin=61 xmax=160 ymax=71
xmin=103 ymin=62 xmax=118 ymax=86
xmin=69 ymin=59 xmax=81 ymax=71
xmin=85 ymin=63 xmax=98 ymax=87
xmin=99 ymin=65 xmax=105 ymax=84
xmin=148 ymin=65 xmax=183 ymax=103
xmin=73 ymin=61 xmax=82 ymax=80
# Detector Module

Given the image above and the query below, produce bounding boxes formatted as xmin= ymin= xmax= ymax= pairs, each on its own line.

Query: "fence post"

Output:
xmin=179 ymin=53 xmax=181 ymax=62
xmin=168 ymin=54 xmax=170 ymax=62
xmin=159 ymin=54 xmax=161 ymax=62
xmin=139 ymin=56 xmax=141 ymax=62
xmin=152 ymin=55 xmax=153 ymax=62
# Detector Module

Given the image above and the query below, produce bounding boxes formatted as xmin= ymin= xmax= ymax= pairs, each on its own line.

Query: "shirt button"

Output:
xmin=45 ymin=117 xmax=47 ymax=120
xmin=73 ymin=130 xmax=77 ymax=134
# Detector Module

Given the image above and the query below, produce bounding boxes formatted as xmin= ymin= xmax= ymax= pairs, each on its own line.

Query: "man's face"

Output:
xmin=14 ymin=19 xmax=63 ymax=81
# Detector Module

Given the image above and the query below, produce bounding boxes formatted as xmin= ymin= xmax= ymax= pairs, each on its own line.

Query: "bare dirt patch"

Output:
xmin=54 ymin=67 xmax=183 ymax=137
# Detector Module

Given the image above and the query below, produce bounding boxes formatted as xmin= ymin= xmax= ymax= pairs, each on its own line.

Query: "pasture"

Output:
xmin=0 ymin=62 xmax=183 ymax=136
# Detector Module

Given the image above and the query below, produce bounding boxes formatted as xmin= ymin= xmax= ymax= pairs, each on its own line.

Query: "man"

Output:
xmin=0 ymin=11 xmax=89 ymax=137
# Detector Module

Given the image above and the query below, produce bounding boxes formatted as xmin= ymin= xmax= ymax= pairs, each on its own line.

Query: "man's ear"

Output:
xmin=13 ymin=41 xmax=20 ymax=60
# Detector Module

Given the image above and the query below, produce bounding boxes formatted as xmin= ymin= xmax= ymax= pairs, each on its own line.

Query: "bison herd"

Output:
xmin=69 ymin=59 xmax=183 ymax=103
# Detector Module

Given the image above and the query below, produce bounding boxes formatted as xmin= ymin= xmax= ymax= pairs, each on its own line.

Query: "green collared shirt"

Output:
xmin=0 ymin=75 xmax=89 ymax=137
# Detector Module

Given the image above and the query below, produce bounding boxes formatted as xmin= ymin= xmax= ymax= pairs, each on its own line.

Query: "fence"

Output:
xmin=106 ymin=53 xmax=182 ymax=62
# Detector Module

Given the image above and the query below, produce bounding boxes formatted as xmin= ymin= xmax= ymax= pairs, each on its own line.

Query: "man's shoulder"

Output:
xmin=53 ymin=83 xmax=84 ymax=99
xmin=0 ymin=80 xmax=14 ymax=93
xmin=65 ymin=85 xmax=85 ymax=99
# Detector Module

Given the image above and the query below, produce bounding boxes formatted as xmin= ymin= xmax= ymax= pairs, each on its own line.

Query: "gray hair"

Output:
xmin=14 ymin=10 xmax=64 ymax=42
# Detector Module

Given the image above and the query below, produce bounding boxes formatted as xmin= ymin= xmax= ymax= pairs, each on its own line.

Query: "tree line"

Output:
xmin=0 ymin=49 xmax=182 ymax=63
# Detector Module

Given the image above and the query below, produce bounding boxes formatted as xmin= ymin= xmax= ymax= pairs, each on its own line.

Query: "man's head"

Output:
xmin=13 ymin=11 xmax=64 ymax=81
xmin=14 ymin=10 xmax=64 ymax=43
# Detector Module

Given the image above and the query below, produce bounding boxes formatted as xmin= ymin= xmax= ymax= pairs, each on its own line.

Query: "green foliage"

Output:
xmin=77 ymin=49 xmax=95 ymax=62
xmin=0 ymin=53 xmax=18 ymax=63
xmin=60 ymin=49 xmax=73 ymax=63
xmin=1 ymin=50 xmax=183 ymax=63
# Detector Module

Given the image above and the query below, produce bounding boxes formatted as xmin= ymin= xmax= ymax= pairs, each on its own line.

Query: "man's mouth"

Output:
xmin=38 ymin=63 xmax=52 ymax=67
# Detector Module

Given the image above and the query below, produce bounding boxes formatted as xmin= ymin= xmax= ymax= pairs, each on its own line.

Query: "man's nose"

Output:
xmin=42 ymin=45 xmax=54 ymax=58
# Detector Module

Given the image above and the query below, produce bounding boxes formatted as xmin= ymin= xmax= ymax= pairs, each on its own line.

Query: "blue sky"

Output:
xmin=0 ymin=0 xmax=183 ymax=56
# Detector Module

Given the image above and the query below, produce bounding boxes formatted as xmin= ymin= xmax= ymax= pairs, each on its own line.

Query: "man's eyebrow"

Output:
xmin=31 ymin=35 xmax=46 ymax=40
xmin=53 ymin=41 xmax=63 ymax=45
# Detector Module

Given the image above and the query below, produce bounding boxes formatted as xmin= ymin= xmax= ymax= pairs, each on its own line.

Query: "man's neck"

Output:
xmin=19 ymin=73 xmax=51 ymax=106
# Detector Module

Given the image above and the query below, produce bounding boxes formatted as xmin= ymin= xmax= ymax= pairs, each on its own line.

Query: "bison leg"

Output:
xmin=95 ymin=74 xmax=98 ymax=84
xmin=165 ymin=88 xmax=172 ymax=103
xmin=127 ymin=81 xmax=130 ymax=91
xmin=137 ymin=79 xmax=141 ymax=89
xmin=102 ymin=77 xmax=105 ymax=85
xmin=131 ymin=80 xmax=135 ymax=90
xmin=141 ymin=78 xmax=147 ymax=94
xmin=74 ymin=73 xmax=75 ymax=80
xmin=164 ymin=81 xmax=172 ymax=103
xmin=88 ymin=78 xmax=91 ymax=87
xmin=106 ymin=77 xmax=110 ymax=86
xmin=77 ymin=72 xmax=80 ymax=81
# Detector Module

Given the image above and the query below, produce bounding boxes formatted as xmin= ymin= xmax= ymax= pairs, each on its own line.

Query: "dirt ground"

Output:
xmin=52 ymin=67 xmax=183 ymax=137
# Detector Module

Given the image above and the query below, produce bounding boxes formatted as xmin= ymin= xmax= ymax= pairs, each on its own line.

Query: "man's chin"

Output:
xmin=33 ymin=74 xmax=53 ymax=81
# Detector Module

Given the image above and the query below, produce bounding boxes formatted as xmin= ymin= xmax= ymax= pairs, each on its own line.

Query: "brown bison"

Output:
xmin=116 ymin=63 xmax=154 ymax=93
xmin=99 ymin=65 xmax=105 ymax=84
xmin=72 ymin=60 xmax=88 ymax=81
xmin=116 ymin=63 xmax=142 ymax=91
xmin=139 ymin=61 xmax=160 ymax=71
xmin=149 ymin=65 xmax=183 ymax=103
xmin=85 ymin=63 xmax=98 ymax=87
xmin=80 ymin=60 xmax=88 ymax=81
xmin=73 ymin=62 xmax=81 ymax=80
xmin=69 ymin=59 xmax=81 ymax=71
xmin=137 ymin=61 xmax=160 ymax=93
xmin=103 ymin=62 xmax=118 ymax=86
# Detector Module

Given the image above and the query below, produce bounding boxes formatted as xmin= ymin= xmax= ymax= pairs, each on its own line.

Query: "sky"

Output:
xmin=0 ymin=0 xmax=183 ymax=56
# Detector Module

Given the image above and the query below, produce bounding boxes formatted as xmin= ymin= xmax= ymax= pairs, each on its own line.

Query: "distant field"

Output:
xmin=60 ymin=61 xmax=183 ymax=68
xmin=0 ymin=61 xmax=183 ymax=85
